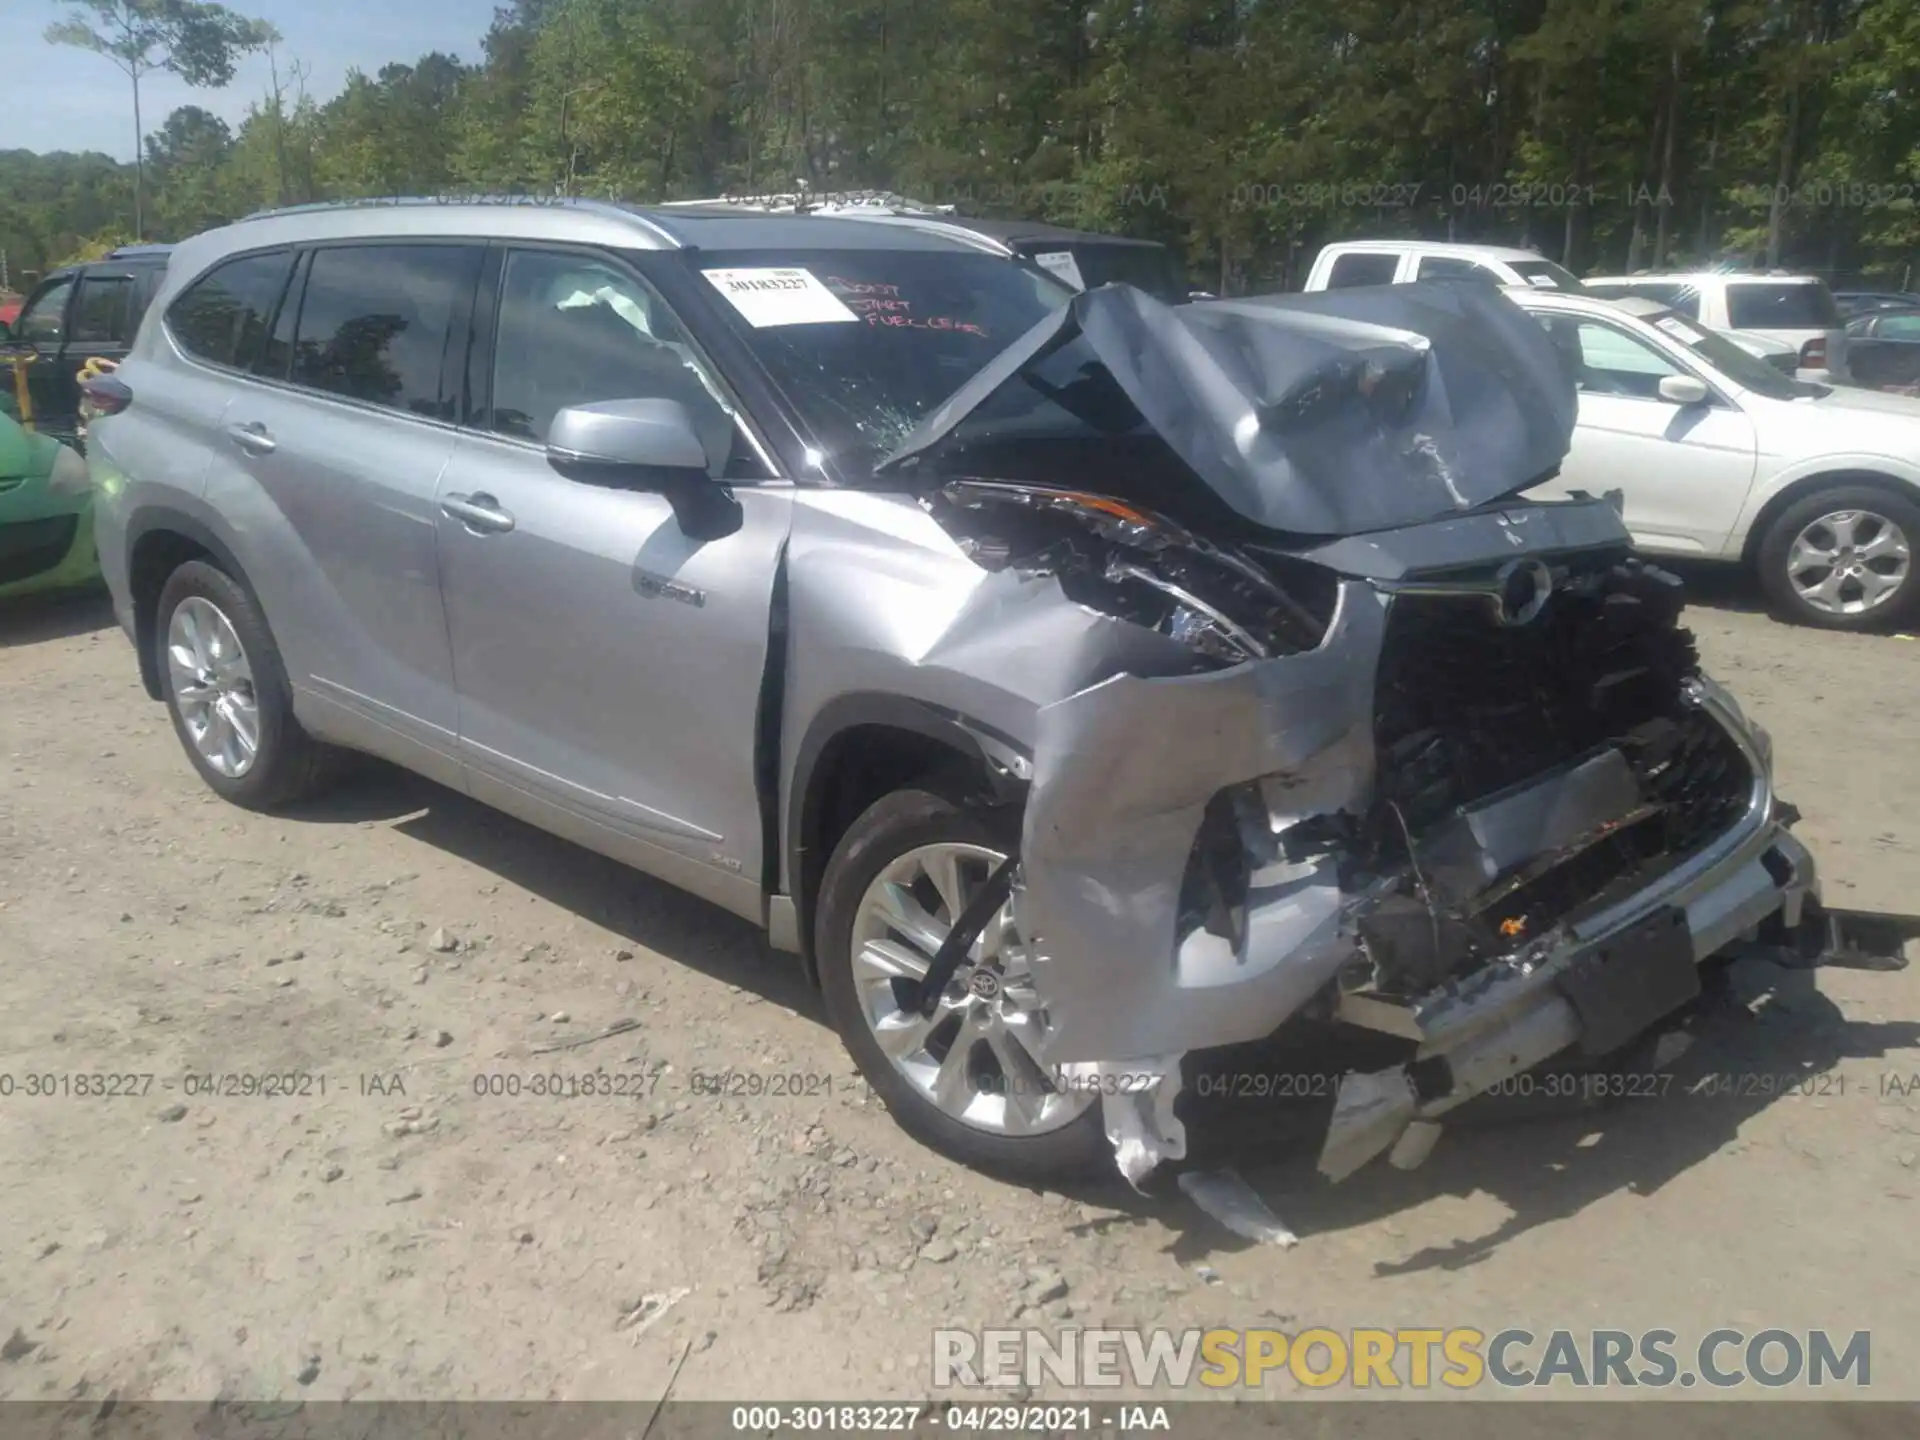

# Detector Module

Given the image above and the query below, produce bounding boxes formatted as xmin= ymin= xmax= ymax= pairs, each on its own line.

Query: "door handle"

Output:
xmin=226 ymin=421 xmax=276 ymax=455
xmin=441 ymin=492 xmax=516 ymax=534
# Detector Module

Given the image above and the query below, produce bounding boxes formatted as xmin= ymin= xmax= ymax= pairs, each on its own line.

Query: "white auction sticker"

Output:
xmin=702 ymin=267 xmax=859 ymax=327
xmin=1032 ymin=250 xmax=1087 ymax=291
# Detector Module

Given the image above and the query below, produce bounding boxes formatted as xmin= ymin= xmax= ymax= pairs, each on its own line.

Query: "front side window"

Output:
xmin=487 ymin=249 xmax=747 ymax=475
xmin=168 ymin=251 xmax=293 ymax=369
xmin=1325 ymin=252 xmax=1399 ymax=288
xmin=290 ymin=244 xmax=482 ymax=417
xmin=1536 ymin=315 xmax=1688 ymax=400
xmin=1876 ymin=313 xmax=1920 ymax=341
xmin=18 ymin=277 xmax=74 ymax=345
xmin=71 ymin=275 xmax=132 ymax=345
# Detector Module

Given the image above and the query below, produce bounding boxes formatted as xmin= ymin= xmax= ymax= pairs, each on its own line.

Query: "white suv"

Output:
xmin=1583 ymin=272 xmax=1851 ymax=384
xmin=1303 ymin=240 xmax=1582 ymax=292
xmin=1510 ymin=288 xmax=1918 ymax=629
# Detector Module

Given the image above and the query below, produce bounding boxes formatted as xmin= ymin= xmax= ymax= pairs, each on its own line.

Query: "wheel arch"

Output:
xmin=124 ymin=506 xmax=253 ymax=701
xmin=1739 ymin=468 xmax=1920 ymax=565
xmin=785 ymin=695 xmax=1030 ymax=985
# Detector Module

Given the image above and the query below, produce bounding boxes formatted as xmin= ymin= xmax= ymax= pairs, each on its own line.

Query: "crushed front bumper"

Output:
xmin=1321 ymin=774 xmax=1814 ymax=1181
xmin=1019 ymin=573 xmax=1815 ymax=1186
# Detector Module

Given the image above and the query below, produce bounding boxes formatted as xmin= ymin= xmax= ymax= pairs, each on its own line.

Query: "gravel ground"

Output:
xmin=1 ymin=579 xmax=1917 ymax=1403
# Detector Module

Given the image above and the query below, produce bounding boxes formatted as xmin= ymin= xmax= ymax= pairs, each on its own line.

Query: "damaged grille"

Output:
xmin=1358 ymin=555 xmax=1754 ymax=995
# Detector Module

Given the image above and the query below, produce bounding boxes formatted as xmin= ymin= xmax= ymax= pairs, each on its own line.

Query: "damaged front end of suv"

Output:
xmin=803 ymin=279 xmax=1821 ymax=1189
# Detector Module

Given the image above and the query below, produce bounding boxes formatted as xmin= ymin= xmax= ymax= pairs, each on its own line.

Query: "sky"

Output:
xmin=0 ymin=0 xmax=500 ymax=160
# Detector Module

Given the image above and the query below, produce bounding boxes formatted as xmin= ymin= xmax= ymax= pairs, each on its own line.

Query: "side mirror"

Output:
xmin=546 ymin=398 xmax=742 ymax=542
xmin=1658 ymin=374 xmax=1710 ymax=406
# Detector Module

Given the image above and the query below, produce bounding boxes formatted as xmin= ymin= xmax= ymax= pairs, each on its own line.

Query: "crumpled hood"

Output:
xmin=879 ymin=280 xmax=1579 ymax=538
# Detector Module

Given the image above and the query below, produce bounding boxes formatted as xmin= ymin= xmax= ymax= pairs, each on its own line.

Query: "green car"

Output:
xmin=0 ymin=408 xmax=98 ymax=599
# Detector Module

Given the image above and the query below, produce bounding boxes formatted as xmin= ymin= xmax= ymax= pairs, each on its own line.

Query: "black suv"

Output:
xmin=3 ymin=245 xmax=173 ymax=444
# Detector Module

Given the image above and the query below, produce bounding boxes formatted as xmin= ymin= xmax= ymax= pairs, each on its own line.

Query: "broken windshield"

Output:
xmin=688 ymin=248 xmax=1074 ymax=475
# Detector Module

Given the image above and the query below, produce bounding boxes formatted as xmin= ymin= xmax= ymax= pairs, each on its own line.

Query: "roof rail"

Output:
xmin=237 ymin=194 xmax=601 ymax=222
xmin=660 ymin=190 xmax=954 ymax=216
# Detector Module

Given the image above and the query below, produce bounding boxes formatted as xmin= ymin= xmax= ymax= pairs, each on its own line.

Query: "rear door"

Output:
xmin=435 ymin=244 xmax=790 ymax=919
xmin=1526 ymin=311 xmax=1758 ymax=555
xmin=199 ymin=240 xmax=483 ymax=782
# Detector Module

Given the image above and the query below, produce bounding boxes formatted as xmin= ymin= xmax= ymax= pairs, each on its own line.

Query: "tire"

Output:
xmin=816 ymin=786 xmax=1110 ymax=1182
xmin=1755 ymin=483 xmax=1920 ymax=631
xmin=155 ymin=559 xmax=344 ymax=811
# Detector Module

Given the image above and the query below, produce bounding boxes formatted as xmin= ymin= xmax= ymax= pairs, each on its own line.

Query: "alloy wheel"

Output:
xmin=1786 ymin=508 xmax=1912 ymax=616
xmin=166 ymin=596 xmax=262 ymax=778
xmin=848 ymin=842 xmax=1093 ymax=1136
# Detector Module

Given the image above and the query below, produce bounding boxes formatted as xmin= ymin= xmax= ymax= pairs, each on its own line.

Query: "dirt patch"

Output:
xmin=1 ymin=587 xmax=1916 ymax=1401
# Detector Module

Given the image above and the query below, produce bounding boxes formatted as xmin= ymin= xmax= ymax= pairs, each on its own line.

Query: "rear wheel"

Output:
xmin=1756 ymin=484 xmax=1919 ymax=631
xmin=816 ymin=787 xmax=1109 ymax=1181
xmin=156 ymin=560 xmax=344 ymax=810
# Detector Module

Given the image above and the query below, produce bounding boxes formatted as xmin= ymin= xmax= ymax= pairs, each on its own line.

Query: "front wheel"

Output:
xmin=815 ymin=787 xmax=1110 ymax=1182
xmin=1756 ymin=485 xmax=1919 ymax=631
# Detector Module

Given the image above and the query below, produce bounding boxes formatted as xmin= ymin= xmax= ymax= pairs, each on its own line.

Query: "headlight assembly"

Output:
xmin=926 ymin=480 xmax=1336 ymax=663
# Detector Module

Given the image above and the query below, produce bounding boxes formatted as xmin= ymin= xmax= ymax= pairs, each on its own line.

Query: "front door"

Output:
xmin=436 ymin=247 xmax=790 ymax=920
xmin=13 ymin=274 xmax=77 ymax=435
xmin=1528 ymin=314 xmax=1758 ymax=555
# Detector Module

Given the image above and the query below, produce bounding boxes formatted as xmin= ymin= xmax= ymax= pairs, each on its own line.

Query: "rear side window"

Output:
xmin=1726 ymin=282 xmax=1840 ymax=329
xmin=168 ymin=251 xmax=294 ymax=369
xmin=1878 ymin=313 xmax=1920 ymax=341
xmin=1325 ymin=252 xmax=1399 ymax=288
xmin=289 ymin=245 xmax=483 ymax=418
xmin=71 ymin=275 xmax=132 ymax=344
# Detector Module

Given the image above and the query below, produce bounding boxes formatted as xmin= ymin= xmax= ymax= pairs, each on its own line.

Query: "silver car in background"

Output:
xmin=86 ymin=200 xmax=1824 ymax=1191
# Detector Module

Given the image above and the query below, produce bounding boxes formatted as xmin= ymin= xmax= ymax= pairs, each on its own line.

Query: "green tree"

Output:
xmin=525 ymin=0 xmax=699 ymax=197
xmin=145 ymin=104 xmax=234 ymax=237
xmin=45 ymin=0 xmax=269 ymax=239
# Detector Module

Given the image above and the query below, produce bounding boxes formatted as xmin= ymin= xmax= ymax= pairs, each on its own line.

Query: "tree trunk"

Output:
xmin=1627 ymin=79 xmax=1664 ymax=272
xmin=1654 ymin=49 xmax=1681 ymax=266
xmin=268 ymin=46 xmax=291 ymax=207
xmin=1697 ymin=106 xmax=1719 ymax=255
xmin=132 ymin=68 xmax=144 ymax=240
xmin=1766 ymin=74 xmax=1800 ymax=270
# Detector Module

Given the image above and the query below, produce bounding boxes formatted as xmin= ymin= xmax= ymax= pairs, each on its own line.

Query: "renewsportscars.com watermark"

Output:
xmin=933 ymin=1327 xmax=1872 ymax=1391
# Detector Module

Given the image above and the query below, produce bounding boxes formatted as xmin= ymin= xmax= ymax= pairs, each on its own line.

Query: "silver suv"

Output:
xmin=89 ymin=199 xmax=1822 ymax=1190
